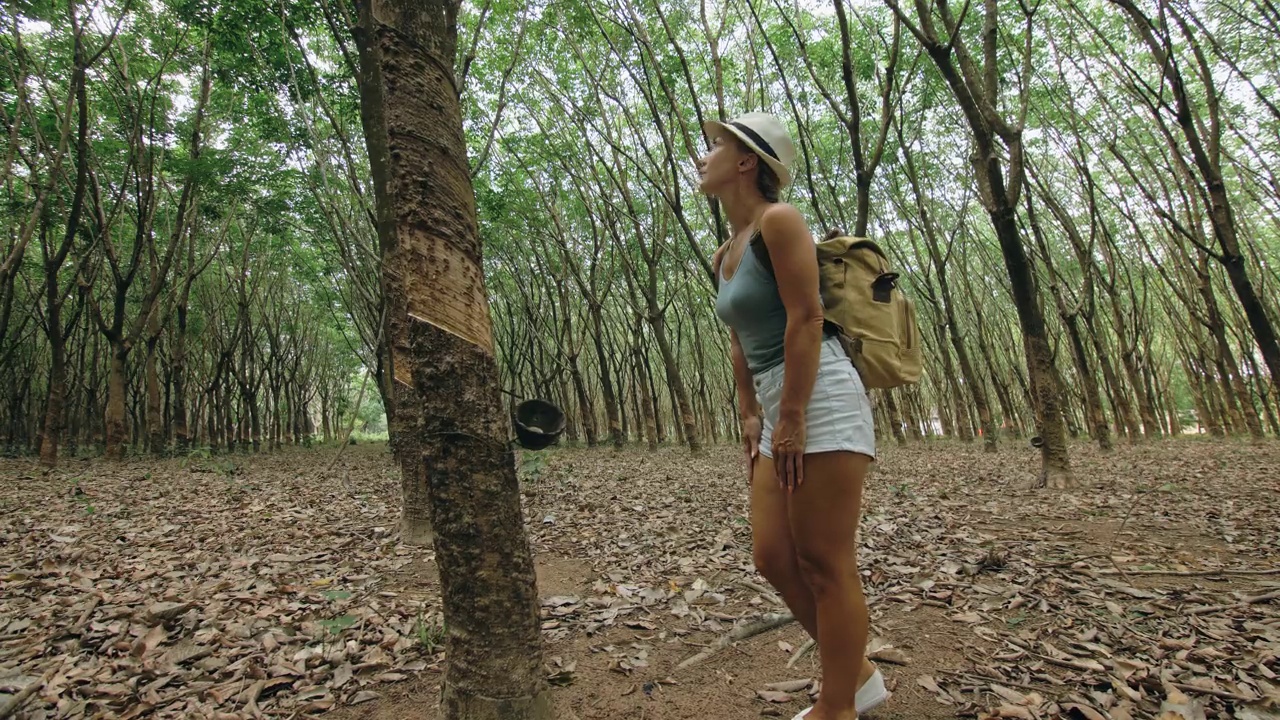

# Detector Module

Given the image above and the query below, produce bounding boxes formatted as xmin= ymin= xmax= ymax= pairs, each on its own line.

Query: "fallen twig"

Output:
xmin=738 ymin=579 xmax=783 ymax=607
xmin=70 ymin=596 xmax=100 ymax=634
xmin=1186 ymin=589 xmax=1280 ymax=616
xmin=1171 ymin=682 xmax=1259 ymax=703
xmin=1029 ymin=554 xmax=1109 ymax=568
xmin=0 ymin=676 xmax=44 ymax=719
xmin=677 ymin=612 xmax=795 ymax=669
xmin=786 ymin=638 xmax=817 ymax=669
xmin=1006 ymin=638 xmax=1105 ymax=674
xmin=939 ymin=670 xmax=1057 ymax=695
xmin=1094 ymin=567 xmax=1280 ymax=578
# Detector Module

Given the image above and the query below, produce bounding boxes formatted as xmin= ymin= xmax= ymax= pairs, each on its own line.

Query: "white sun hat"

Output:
xmin=703 ymin=111 xmax=796 ymax=188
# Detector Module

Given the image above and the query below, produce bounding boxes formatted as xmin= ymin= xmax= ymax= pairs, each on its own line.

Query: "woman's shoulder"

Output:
xmin=759 ymin=201 xmax=803 ymax=220
xmin=757 ymin=202 xmax=811 ymax=247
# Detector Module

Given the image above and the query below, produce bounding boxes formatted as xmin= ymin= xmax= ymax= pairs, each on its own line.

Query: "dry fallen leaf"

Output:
xmin=1062 ymin=702 xmax=1108 ymax=720
xmin=764 ymin=679 xmax=812 ymax=693
xmin=989 ymin=684 xmax=1029 ymax=705
xmin=991 ymin=704 xmax=1035 ymax=719
xmin=867 ymin=637 xmax=910 ymax=666
xmin=917 ymin=675 xmax=944 ymax=694
xmin=131 ymin=625 xmax=166 ymax=658
xmin=3 ymin=440 xmax=1277 ymax=719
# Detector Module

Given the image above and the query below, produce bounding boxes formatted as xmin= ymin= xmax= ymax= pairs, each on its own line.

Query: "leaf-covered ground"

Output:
xmin=1 ymin=438 xmax=1277 ymax=720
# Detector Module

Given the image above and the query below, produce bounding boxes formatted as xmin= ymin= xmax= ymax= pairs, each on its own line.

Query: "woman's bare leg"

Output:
xmin=787 ymin=451 xmax=872 ymax=720
xmin=750 ymin=453 xmax=820 ymax=638
xmin=751 ymin=453 xmax=875 ymax=709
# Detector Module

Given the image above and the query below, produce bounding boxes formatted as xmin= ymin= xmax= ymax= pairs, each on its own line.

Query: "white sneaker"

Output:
xmin=790 ymin=668 xmax=890 ymax=719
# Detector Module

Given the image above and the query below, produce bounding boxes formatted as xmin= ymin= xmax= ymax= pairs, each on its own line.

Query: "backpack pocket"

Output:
xmin=845 ymin=335 xmax=905 ymax=390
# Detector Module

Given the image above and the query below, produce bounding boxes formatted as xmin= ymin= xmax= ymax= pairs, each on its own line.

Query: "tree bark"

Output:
xmin=649 ymin=312 xmax=700 ymax=452
xmin=39 ymin=333 xmax=67 ymax=467
xmin=888 ymin=0 xmax=1071 ymax=486
xmin=1194 ymin=257 xmax=1264 ymax=439
xmin=104 ymin=342 xmax=128 ymax=459
xmin=173 ymin=303 xmax=190 ymax=450
xmin=590 ymin=308 xmax=623 ymax=449
xmin=352 ymin=0 xmax=433 ymax=546
xmin=145 ymin=333 xmax=163 ymax=454
xmin=354 ymin=0 xmax=551 ymax=717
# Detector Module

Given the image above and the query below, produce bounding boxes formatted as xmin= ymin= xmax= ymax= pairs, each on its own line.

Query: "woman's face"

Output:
xmin=697 ymin=132 xmax=753 ymax=196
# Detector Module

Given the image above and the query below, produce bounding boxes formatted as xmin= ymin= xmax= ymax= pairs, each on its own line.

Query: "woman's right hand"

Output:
xmin=741 ymin=414 xmax=762 ymax=485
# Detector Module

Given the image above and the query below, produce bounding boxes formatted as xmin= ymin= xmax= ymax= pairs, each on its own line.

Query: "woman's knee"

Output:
xmin=752 ymin=540 xmax=796 ymax=585
xmin=794 ymin=544 xmax=859 ymax=597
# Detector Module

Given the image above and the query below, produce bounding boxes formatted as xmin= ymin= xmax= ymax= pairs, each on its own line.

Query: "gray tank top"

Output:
xmin=715 ymin=234 xmax=788 ymax=374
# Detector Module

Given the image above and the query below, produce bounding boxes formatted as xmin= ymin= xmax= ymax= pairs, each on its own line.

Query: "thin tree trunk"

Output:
xmin=173 ymin=306 xmax=190 ymax=450
xmin=882 ymin=389 xmax=907 ymax=446
xmin=145 ymin=331 xmax=163 ymax=454
xmin=648 ymin=312 xmax=700 ymax=452
xmin=104 ymin=343 xmax=128 ymax=459
xmin=590 ymin=309 xmax=623 ymax=449
xmin=633 ymin=334 xmax=658 ymax=451
xmin=39 ymin=335 xmax=67 ymax=467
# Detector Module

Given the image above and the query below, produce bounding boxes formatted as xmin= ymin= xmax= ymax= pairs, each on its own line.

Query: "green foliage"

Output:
xmin=318 ymin=614 xmax=357 ymax=636
xmin=517 ymin=450 xmax=548 ymax=481
xmin=414 ymin=611 xmax=446 ymax=652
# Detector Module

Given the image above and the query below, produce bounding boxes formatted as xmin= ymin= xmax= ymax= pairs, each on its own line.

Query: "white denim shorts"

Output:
xmin=755 ymin=335 xmax=876 ymax=460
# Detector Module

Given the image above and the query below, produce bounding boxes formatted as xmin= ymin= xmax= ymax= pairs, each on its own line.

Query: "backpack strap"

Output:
xmin=751 ymin=229 xmax=841 ymax=337
xmin=748 ymin=230 xmax=774 ymax=279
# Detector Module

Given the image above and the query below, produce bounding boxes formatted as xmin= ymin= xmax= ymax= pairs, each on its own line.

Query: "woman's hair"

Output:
xmin=756 ymin=162 xmax=780 ymax=203
xmin=732 ymin=135 xmax=781 ymax=202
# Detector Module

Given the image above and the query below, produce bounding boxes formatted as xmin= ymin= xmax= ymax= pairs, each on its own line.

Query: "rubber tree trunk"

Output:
xmin=353 ymin=0 xmax=551 ymax=717
xmin=881 ymin=389 xmax=907 ymax=446
xmin=173 ymin=306 xmax=190 ymax=451
xmin=647 ymin=312 xmax=700 ymax=452
xmin=1196 ymin=258 xmax=1264 ymax=439
xmin=589 ymin=307 xmax=623 ymax=449
xmin=1065 ymin=312 xmax=1112 ymax=452
xmin=633 ymin=339 xmax=659 ymax=451
xmin=39 ymin=330 xmax=67 ymax=467
xmin=931 ymin=322 xmax=970 ymax=441
xmin=351 ymin=1 xmax=433 ymax=547
xmin=992 ymin=205 xmax=1072 ymax=487
xmin=145 ymin=329 xmax=164 ymax=454
xmin=104 ymin=342 xmax=128 ymax=459
xmin=1109 ymin=305 xmax=1160 ymax=440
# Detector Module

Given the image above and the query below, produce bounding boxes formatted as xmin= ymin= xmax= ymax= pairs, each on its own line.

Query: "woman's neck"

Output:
xmin=719 ymin=185 xmax=769 ymax=236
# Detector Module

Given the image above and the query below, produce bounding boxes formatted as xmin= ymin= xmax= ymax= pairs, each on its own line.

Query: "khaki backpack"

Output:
xmin=746 ymin=231 xmax=923 ymax=390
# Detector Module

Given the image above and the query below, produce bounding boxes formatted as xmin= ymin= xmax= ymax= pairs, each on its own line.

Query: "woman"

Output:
xmin=703 ymin=112 xmax=887 ymax=720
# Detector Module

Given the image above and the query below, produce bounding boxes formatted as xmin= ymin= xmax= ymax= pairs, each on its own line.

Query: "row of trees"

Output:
xmin=3 ymin=0 xmax=1277 ymax=489
xmin=472 ymin=0 xmax=1279 ymax=490
xmin=0 ymin=2 xmax=376 ymax=462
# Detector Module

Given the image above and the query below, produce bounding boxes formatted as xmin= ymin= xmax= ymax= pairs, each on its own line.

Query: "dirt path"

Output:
xmin=1 ymin=440 xmax=1277 ymax=719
